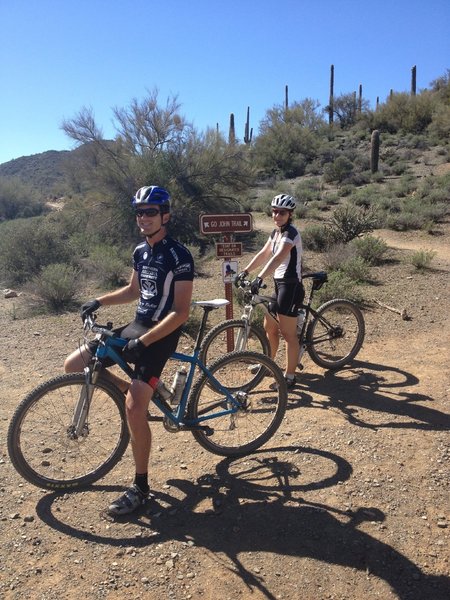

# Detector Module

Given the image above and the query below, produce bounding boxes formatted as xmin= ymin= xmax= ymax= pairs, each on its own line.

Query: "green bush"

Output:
xmin=0 ymin=216 xmax=74 ymax=285
xmin=302 ymin=223 xmax=338 ymax=252
xmin=30 ymin=263 xmax=80 ymax=312
xmin=323 ymin=156 xmax=354 ymax=183
xmin=340 ymin=256 xmax=372 ymax=283
xmin=87 ymin=245 xmax=129 ymax=287
xmin=352 ymin=235 xmax=388 ymax=265
xmin=314 ymin=271 xmax=363 ymax=304
xmin=409 ymin=249 xmax=437 ymax=271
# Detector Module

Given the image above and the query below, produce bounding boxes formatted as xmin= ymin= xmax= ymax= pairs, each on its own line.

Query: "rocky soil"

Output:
xmin=0 ymin=217 xmax=449 ymax=600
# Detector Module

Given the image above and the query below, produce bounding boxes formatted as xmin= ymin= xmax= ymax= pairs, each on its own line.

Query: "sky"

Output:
xmin=0 ymin=0 xmax=449 ymax=165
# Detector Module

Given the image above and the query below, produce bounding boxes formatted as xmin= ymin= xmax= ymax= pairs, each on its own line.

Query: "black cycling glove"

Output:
xmin=80 ymin=299 xmax=101 ymax=320
xmin=122 ymin=338 xmax=146 ymax=363
xmin=250 ymin=277 xmax=263 ymax=295
xmin=234 ymin=270 xmax=248 ymax=288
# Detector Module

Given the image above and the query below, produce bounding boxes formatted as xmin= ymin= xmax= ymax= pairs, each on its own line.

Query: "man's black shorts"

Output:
xmin=88 ymin=320 xmax=182 ymax=383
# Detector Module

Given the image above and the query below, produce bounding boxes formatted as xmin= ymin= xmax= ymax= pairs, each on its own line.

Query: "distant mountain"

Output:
xmin=0 ymin=150 xmax=72 ymax=193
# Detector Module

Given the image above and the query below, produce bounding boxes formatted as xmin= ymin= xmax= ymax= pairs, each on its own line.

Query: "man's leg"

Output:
xmin=107 ymin=379 xmax=153 ymax=516
xmin=125 ymin=379 xmax=153 ymax=474
xmin=64 ymin=345 xmax=129 ymax=394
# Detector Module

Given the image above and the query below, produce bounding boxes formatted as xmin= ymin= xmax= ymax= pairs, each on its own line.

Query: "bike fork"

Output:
xmin=235 ymin=318 xmax=251 ymax=351
xmin=70 ymin=366 xmax=96 ymax=438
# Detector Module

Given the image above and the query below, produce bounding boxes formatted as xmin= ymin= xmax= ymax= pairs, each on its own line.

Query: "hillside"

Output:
xmin=0 ymin=149 xmax=74 ymax=193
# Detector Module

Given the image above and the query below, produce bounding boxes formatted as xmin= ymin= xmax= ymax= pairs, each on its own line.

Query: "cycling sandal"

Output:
xmin=107 ymin=484 xmax=150 ymax=516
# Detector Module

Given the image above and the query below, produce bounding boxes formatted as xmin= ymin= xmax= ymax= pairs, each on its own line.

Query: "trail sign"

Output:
xmin=200 ymin=213 xmax=253 ymax=234
xmin=216 ymin=242 xmax=242 ymax=258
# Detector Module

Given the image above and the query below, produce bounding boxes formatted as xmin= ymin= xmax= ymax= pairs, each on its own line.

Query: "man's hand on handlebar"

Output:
xmin=122 ymin=338 xmax=146 ymax=363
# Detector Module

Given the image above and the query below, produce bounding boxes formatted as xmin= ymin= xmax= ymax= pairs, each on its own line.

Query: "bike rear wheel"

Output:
xmin=7 ymin=373 xmax=129 ymax=490
xmin=306 ymin=299 xmax=365 ymax=370
xmin=187 ymin=351 xmax=287 ymax=456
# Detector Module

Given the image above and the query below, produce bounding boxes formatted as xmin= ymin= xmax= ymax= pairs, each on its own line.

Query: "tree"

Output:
xmin=61 ymin=89 xmax=254 ymax=244
xmin=330 ymin=93 xmax=370 ymax=129
xmin=252 ymin=99 xmax=325 ymax=178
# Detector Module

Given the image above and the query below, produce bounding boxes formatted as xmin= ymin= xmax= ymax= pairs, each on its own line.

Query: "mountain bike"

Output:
xmin=199 ymin=272 xmax=365 ymax=372
xmin=7 ymin=300 xmax=287 ymax=491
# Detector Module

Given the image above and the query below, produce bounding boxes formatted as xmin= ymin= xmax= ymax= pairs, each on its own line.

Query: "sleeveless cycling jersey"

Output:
xmin=270 ymin=224 xmax=302 ymax=280
xmin=132 ymin=235 xmax=194 ymax=325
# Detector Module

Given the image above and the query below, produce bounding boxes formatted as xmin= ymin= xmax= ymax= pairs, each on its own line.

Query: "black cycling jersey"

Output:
xmin=133 ymin=235 xmax=194 ymax=326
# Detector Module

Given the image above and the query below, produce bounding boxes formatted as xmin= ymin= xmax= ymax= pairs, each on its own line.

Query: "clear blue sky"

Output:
xmin=1 ymin=0 xmax=448 ymax=165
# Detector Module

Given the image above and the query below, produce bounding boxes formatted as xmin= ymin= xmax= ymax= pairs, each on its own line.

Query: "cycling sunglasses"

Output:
xmin=272 ymin=209 xmax=289 ymax=216
xmin=135 ymin=207 xmax=161 ymax=217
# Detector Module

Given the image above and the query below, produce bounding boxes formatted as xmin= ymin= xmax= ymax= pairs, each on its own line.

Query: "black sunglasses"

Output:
xmin=135 ymin=207 xmax=161 ymax=217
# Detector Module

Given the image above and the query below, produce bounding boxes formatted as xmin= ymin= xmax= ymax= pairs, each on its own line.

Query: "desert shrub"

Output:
xmin=349 ymin=185 xmax=380 ymax=208
xmin=294 ymin=178 xmax=323 ymax=204
xmin=30 ymin=263 xmax=80 ymax=311
xmin=302 ymin=223 xmax=338 ymax=251
xmin=329 ymin=203 xmax=379 ymax=243
xmin=386 ymin=211 xmax=424 ymax=231
xmin=340 ymin=256 xmax=372 ymax=283
xmin=87 ymin=245 xmax=129 ymax=287
xmin=352 ymin=235 xmax=388 ymax=265
xmin=0 ymin=216 xmax=74 ymax=285
xmin=322 ymin=243 xmax=357 ymax=272
xmin=409 ymin=249 xmax=437 ymax=270
xmin=323 ymin=156 xmax=354 ymax=183
xmin=314 ymin=271 xmax=363 ymax=304
xmin=393 ymin=175 xmax=417 ymax=198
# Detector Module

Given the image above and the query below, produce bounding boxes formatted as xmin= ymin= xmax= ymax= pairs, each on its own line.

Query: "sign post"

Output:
xmin=200 ymin=213 xmax=253 ymax=350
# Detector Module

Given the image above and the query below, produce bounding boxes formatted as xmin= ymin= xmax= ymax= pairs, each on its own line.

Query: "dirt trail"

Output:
xmin=0 ymin=217 xmax=449 ymax=600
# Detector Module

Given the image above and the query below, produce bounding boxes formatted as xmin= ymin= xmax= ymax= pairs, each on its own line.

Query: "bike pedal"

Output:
xmin=182 ymin=425 xmax=214 ymax=436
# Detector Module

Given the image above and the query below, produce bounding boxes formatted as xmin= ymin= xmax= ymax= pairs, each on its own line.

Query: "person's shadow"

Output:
xmin=35 ymin=446 xmax=450 ymax=600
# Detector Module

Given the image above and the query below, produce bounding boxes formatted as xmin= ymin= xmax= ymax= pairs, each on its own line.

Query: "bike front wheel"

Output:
xmin=199 ymin=319 xmax=270 ymax=364
xmin=187 ymin=351 xmax=287 ymax=456
xmin=7 ymin=373 xmax=129 ymax=490
xmin=306 ymin=299 xmax=365 ymax=370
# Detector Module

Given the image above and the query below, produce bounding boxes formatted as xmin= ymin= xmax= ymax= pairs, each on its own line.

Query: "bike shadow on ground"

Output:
xmin=286 ymin=358 xmax=450 ymax=431
xmin=35 ymin=447 xmax=450 ymax=600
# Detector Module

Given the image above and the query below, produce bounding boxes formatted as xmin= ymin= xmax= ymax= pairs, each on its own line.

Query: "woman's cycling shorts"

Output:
xmin=87 ymin=320 xmax=182 ymax=384
xmin=273 ymin=279 xmax=305 ymax=317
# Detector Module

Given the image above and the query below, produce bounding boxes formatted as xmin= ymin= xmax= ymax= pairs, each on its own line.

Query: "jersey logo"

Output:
xmin=141 ymin=278 xmax=157 ymax=299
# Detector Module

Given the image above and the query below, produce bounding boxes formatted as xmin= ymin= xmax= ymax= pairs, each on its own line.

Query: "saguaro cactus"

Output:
xmin=285 ymin=85 xmax=289 ymax=111
xmin=370 ymin=129 xmax=380 ymax=173
xmin=244 ymin=106 xmax=252 ymax=144
xmin=328 ymin=64 xmax=334 ymax=125
xmin=358 ymin=84 xmax=363 ymax=113
xmin=228 ymin=113 xmax=236 ymax=144
xmin=411 ymin=65 xmax=417 ymax=96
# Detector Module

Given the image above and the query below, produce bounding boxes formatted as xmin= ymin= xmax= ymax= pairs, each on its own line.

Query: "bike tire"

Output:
xmin=200 ymin=319 xmax=270 ymax=363
xmin=187 ymin=351 xmax=287 ymax=457
xmin=7 ymin=373 xmax=130 ymax=490
xmin=305 ymin=298 xmax=365 ymax=370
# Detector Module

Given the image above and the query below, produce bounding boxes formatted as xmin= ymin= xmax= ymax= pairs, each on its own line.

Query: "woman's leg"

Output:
xmin=278 ymin=314 xmax=300 ymax=376
xmin=264 ymin=313 xmax=280 ymax=360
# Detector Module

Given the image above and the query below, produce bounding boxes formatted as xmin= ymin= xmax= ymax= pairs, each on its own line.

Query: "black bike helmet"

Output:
xmin=132 ymin=186 xmax=171 ymax=213
xmin=271 ymin=194 xmax=296 ymax=210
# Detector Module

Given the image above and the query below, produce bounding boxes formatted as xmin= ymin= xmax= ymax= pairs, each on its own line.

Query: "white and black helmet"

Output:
xmin=271 ymin=194 xmax=296 ymax=210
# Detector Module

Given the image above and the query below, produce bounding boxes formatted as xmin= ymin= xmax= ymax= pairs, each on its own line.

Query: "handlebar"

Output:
xmin=83 ymin=314 xmax=117 ymax=338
